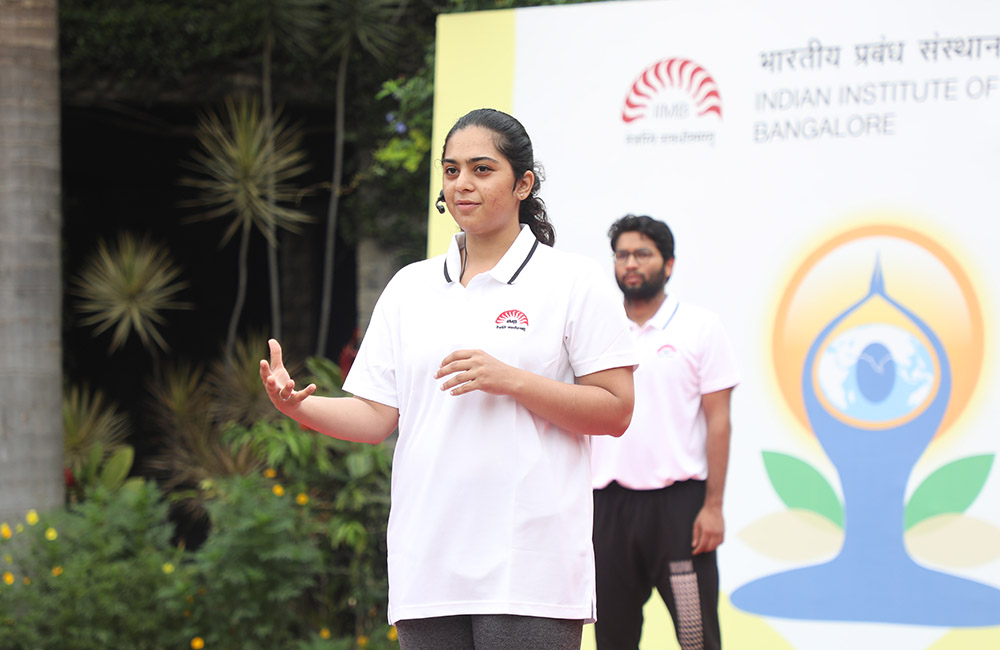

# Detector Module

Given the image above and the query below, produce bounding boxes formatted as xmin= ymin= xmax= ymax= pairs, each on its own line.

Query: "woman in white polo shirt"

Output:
xmin=261 ymin=108 xmax=637 ymax=650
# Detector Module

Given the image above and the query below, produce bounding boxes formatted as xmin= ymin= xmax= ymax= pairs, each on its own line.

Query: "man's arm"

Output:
xmin=692 ymin=386 xmax=733 ymax=555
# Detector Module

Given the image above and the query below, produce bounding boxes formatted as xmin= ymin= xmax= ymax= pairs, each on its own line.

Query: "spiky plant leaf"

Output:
xmin=179 ymin=96 xmax=314 ymax=246
xmin=98 ymin=445 xmax=135 ymax=490
xmin=145 ymin=360 xmax=263 ymax=514
xmin=325 ymin=0 xmax=404 ymax=65
xmin=248 ymin=0 xmax=326 ymax=57
xmin=63 ymin=384 xmax=132 ymax=477
xmin=71 ymin=232 xmax=191 ymax=353
xmin=207 ymin=330 xmax=283 ymax=428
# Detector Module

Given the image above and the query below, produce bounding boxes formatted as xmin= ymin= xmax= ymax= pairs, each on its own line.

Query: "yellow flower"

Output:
xmin=357 ymin=635 xmax=369 ymax=648
xmin=263 ymin=468 xmax=277 ymax=479
xmin=387 ymin=626 xmax=398 ymax=641
xmin=22 ymin=577 xmax=29 ymax=586
xmin=44 ymin=528 xmax=57 ymax=541
xmin=162 ymin=562 xmax=175 ymax=574
xmin=2 ymin=573 xmax=12 ymax=586
xmin=51 ymin=566 xmax=63 ymax=577
xmin=0 ymin=523 xmax=10 ymax=539
xmin=296 ymin=492 xmax=308 ymax=506
xmin=14 ymin=524 xmax=23 ymax=534
xmin=190 ymin=637 xmax=205 ymax=649
xmin=272 ymin=484 xmax=285 ymax=497
xmin=25 ymin=510 xmax=38 ymax=526
xmin=320 ymin=627 xmax=331 ymax=639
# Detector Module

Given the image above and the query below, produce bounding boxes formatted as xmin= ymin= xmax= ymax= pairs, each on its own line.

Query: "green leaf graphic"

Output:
xmin=904 ymin=454 xmax=994 ymax=531
xmin=762 ymin=451 xmax=844 ymax=528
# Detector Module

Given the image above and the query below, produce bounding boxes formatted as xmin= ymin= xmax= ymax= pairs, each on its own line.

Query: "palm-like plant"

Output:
xmin=70 ymin=232 xmax=191 ymax=353
xmin=144 ymin=358 xmax=263 ymax=516
xmin=180 ymin=96 xmax=313 ymax=355
xmin=62 ymin=384 xmax=133 ymax=499
xmin=247 ymin=0 xmax=325 ymax=341
xmin=206 ymin=330 xmax=281 ymax=428
xmin=315 ymin=0 xmax=404 ymax=357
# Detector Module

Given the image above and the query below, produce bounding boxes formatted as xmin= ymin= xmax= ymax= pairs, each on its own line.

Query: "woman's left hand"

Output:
xmin=436 ymin=349 xmax=521 ymax=396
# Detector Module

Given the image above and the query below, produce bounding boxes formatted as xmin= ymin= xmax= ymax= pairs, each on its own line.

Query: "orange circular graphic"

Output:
xmin=773 ymin=224 xmax=983 ymax=439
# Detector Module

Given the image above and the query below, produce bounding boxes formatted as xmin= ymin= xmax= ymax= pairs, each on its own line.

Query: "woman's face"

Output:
xmin=442 ymin=126 xmax=533 ymax=240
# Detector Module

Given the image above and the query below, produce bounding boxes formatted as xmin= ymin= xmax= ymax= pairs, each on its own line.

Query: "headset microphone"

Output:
xmin=435 ymin=190 xmax=446 ymax=214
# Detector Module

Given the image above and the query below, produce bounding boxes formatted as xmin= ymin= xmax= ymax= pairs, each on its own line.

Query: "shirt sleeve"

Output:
xmin=563 ymin=256 xmax=639 ymax=377
xmin=342 ymin=276 xmax=400 ymax=409
xmin=698 ymin=311 xmax=741 ymax=394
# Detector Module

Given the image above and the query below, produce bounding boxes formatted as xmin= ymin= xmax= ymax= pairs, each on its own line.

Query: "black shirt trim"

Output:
xmin=507 ymin=239 xmax=539 ymax=284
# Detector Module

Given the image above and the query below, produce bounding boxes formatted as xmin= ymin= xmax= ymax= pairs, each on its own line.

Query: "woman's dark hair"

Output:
xmin=608 ymin=214 xmax=675 ymax=261
xmin=442 ymin=108 xmax=554 ymax=246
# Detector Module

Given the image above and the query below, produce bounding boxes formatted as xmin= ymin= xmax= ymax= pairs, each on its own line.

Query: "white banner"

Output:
xmin=435 ymin=1 xmax=1000 ymax=647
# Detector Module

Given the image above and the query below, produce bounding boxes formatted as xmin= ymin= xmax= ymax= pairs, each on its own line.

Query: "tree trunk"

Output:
xmin=315 ymin=44 xmax=350 ymax=359
xmin=263 ymin=31 xmax=282 ymax=340
xmin=0 ymin=0 xmax=64 ymax=520
xmin=226 ymin=224 xmax=252 ymax=356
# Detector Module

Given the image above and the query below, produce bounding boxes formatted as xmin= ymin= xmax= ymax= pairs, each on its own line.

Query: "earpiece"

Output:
xmin=435 ymin=190 xmax=446 ymax=214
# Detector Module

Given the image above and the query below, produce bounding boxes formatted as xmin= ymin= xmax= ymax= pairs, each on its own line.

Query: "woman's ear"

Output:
xmin=516 ymin=171 xmax=535 ymax=199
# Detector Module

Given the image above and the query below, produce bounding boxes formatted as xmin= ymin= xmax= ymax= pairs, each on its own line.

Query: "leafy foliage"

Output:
xmin=0 ymin=483 xmax=190 ymax=650
xmin=180 ymin=95 xmax=314 ymax=352
xmin=60 ymin=0 xmax=260 ymax=99
xmin=143 ymin=356 xmax=263 ymax=516
xmin=62 ymin=384 xmax=131 ymax=476
xmin=70 ymin=232 xmax=191 ymax=353
xmin=176 ymin=475 xmax=326 ymax=650
xmin=225 ymin=415 xmax=394 ymax=641
xmin=0 ymin=465 xmax=395 ymax=649
xmin=245 ymin=0 xmax=326 ymax=59
xmin=325 ymin=0 xmax=404 ymax=66
xmin=225 ymin=355 xmax=394 ymax=640
xmin=180 ymin=96 xmax=313 ymax=247
xmin=206 ymin=330 xmax=280 ymax=428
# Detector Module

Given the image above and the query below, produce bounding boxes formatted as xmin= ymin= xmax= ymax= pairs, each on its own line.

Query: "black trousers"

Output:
xmin=593 ymin=480 xmax=721 ymax=650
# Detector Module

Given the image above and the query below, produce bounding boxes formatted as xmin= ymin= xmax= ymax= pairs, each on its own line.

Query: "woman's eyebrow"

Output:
xmin=442 ymin=155 xmax=501 ymax=165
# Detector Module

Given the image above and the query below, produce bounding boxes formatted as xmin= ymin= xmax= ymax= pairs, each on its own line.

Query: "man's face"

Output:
xmin=613 ymin=231 xmax=674 ymax=301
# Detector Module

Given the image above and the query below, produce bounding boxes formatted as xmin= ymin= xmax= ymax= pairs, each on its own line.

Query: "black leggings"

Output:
xmin=395 ymin=614 xmax=584 ymax=650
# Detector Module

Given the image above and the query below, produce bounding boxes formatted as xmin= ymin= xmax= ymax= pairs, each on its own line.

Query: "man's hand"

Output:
xmin=692 ymin=504 xmax=724 ymax=555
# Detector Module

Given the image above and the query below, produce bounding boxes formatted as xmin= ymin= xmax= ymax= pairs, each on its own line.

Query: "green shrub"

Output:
xmin=0 ymin=481 xmax=189 ymax=650
xmin=226 ymin=415 xmax=393 ymax=642
xmin=178 ymin=474 xmax=326 ymax=649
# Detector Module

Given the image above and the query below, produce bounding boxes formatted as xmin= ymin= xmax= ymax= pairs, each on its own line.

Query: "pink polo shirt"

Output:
xmin=591 ymin=293 xmax=740 ymax=490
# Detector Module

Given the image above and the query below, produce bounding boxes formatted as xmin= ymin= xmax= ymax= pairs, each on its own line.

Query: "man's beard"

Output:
xmin=617 ymin=264 xmax=667 ymax=301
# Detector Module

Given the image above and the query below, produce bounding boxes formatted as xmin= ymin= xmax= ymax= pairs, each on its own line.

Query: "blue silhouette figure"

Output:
xmin=732 ymin=259 xmax=1000 ymax=625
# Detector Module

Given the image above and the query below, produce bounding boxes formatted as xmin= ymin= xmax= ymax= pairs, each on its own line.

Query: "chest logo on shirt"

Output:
xmin=495 ymin=309 xmax=529 ymax=332
xmin=657 ymin=344 xmax=677 ymax=358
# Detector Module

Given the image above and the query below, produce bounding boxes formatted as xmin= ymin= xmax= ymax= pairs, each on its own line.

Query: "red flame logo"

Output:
xmin=622 ymin=58 xmax=722 ymax=123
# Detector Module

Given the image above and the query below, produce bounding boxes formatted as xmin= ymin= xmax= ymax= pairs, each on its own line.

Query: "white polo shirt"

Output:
xmin=343 ymin=225 xmax=637 ymax=625
xmin=591 ymin=293 xmax=740 ymax=490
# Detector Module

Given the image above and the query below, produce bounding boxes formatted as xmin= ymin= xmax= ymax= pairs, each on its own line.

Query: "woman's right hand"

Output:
xmin=260 ymin=338 xmax=316 ymax=413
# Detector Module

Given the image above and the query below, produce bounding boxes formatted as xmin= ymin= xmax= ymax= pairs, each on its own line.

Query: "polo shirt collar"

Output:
xmin=442 ymin=225 xmax=541 ymax=285
xmin=635 ymin=292 xmax=679 ymax=331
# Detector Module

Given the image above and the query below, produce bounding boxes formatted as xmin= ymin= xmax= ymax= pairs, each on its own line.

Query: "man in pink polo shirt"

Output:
xmin=591 ymin=215 xmax=740 ymax=650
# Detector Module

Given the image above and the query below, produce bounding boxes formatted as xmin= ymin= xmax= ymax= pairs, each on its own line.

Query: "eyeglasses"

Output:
xmin=613 ymin=248 xmax=657 ymax=264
